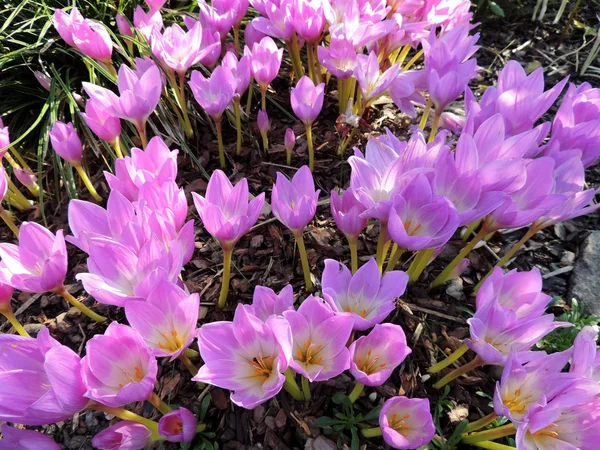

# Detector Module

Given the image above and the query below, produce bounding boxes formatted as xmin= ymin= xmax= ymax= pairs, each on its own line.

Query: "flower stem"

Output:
xmin=283 ymin=368 xmax=305 ymax=401
xmin=1 ymin=310 xmax=29 ymax=336
xmin=302 ymin=376 xmax=311 ymax=402
xmin=402 ymin=49 xmax=424 ymax=71
xmin=289 ymin=32 xmax=305 ymax=79
xmin=0 ymin=208 xmax=19 ymax=237
xmin=433 ymin=356 xmax=483 ymax=390
xmin=394 ymin=44 xmax=412 ymax=66
xmin=184 ymin=348 xmax=199 ymax=358
xmin=338 ymin=78 xmax=346 ymax=115
xmin=430 ymin=227 xmax=488 ymax=288
xmin=337 ymin=127 xmax=358 ymax=155
xmin=215 ymin=118 xmax=226 ymax=169
xmin=463 ymin=219 xmax=482 ymax=241
xmin=461 ymin=424 xmax=516 ymax=445
xmin=419 ymin=98 xmax=432 ymax=130
xmin=375 ymin=221 xmax=389 ymax=273
xmin=294 ymin=231 xmax=313 ymax=291
xmin=261 ymin=89 xmax=267 ymax=111
xmin=361 ymin=427 xmax=382 ymax=438
xmin=177 ymin=73 xmax=194 ymax=138
xmin=306 ymin=124 xmax=314 ymax=172
xmin=234 ymin=100 xmax=243 ymax=155
xmin=179 ymin=354 xmax=199 ymax=376
xmin=348 ymin=382 xmax=364 ymax=404
xmin=406 ymin=247 xmax=436 ymax=283
xmin=218 ymin=248 xmax=233 ymax=309
xmin=6 ymin=150 xmax=31 ymax=172
xmin=385 ymin=245 xmax=405 ymax=273
xmin=74 ymin=164 xmax=103 ymax=202
xmin=54 ymin=286 xmax=107 ymax=323
xmin=233 ymin=25 xmax=241 ymax=55
xmin=246 ymin=80 xmax=254 ymax=115
xmin=470 ymin=441 xmax=516 ymax=450
xmin=429 ymin=110 xmax=442 ymax=143
xmin=348 ymin=236 xmax=359 ymax=274
xmin=429 ymin=343 xmax=470 ymax=374
xmin=92 ymin=403 xmax=161 ymax=441
xmin=147 ymin=392 xmax=172 ymax=415
xmin=6 ymin=178 xmax=31 ymax=209
xmin=137 ymin=122 xmax=148 ymax=149
xmin=464 ymin=413 xmax=499 ymax=434
xmin=112 ymin=139 xmax=124 ymax=159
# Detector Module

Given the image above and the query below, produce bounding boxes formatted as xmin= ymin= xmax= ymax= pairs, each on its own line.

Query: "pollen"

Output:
xmin=297 ymin=339 xmax=324 ymax=366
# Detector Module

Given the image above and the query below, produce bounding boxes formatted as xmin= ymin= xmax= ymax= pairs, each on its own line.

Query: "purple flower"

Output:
xmin=49 ymin=121 xmax=83 ymax=165
xmin=291 ymin=76 xmax=325 ymax=125
xmin=322 ymin=258 xmax=408 ymax=331
xmin=92 ymin=421 xmax=152 ymax=450
xmin=81 ymin=323 xmax=158 ymax=407
xmin=116 ymin=13 xmax=133 ymax=38
xmin=53 ymin=8 xmax=113 ymax=63
xmin=222 ymin=52 xmax=252 ymax=96
xmin=247 ymin=284 xmax=295 ymax=322
xmin=569 ymin=325 xmax=600 ymax=382
xmin=0 ymin=424 xmax=61 ymax=450
xmin=0 ymin=328 xmax=87 ymax=425
xmin=318 ymin=35 xmax=357 ymax=79
xmin=125 ymin=280 xmax=199 ymax=360
xmin=33 ymin=71 xmax=51 ymax=91
xmin=258 ymin=110 xmax=270 ymax=134
xmin=330 ymin=189 xmax=367 ymax=241
xmin=14 ymin=168 xmax=38 ymax=190
xmin=82 ymin=99 xmax=121 ymax=145
xmin=198 ymin=0 xmax=237 ymax=39
xmin=379 ymin=397 xmax=435 ymax=449
xmin=192 ymin=170 xmax=265 ymax=250
xmin=354 ymin=51 xmax=399 ymax=104
xmin=193 ymin=304 xmax=292 ymax=409
xmin=284 ymin=128 xmax=296 ymax=151
xmin=387 ymin=173 xmax=460 ymax=251
xmin=151 ymin=22 xmax=205 ymax=74
xmin=189 ymin=66 xmax=235 ymax=120
xmin=0 ymin=222 xmax=67 ymax=293
xmin=158 ymin=407 xmax=198 ymax=443
xmin=348 ymin=323 xmax=411 ymax=386
xmin=282 ymin=295 xmax=353 ymax=381
xmin=52 ymin=7 xmax=84 ymax=47
xmin=290 ymin=0 xmax=325 ymax=42
xmin=389 ymin=70 xmax=426 ymax=118
xmin=244 ymin=19 xmax=266 ymax=48
xmin=0 ymin=281 xmax=14 ymax=313
xmin=134 ymin=6 xmax=163 ymax=43
xmin=251 ymin=0 xmax=294 ymax=40
xmin=271 ymin=166 xmax=320 ymax=232
xmin=250 ymin=37 xmax=283 ymax=91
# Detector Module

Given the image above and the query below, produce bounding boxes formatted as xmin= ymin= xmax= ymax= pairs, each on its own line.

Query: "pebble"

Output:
xmin=570 ymin=231 xmax=600 ymax=315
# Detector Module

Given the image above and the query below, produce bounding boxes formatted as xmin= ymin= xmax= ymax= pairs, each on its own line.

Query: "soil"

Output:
xmin=2 ymin=2 xmax=599 ymax=449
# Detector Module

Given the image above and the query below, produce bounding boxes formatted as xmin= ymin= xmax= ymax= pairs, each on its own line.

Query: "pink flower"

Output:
xmin=0 ymin=424 xmax=61 ymax=450
xmin=198 ymin=0 xmax=237 ymax=38
xmin=158 ymin=407 xmax=198 ymax=442
xmin=258 ymin=110 xmax=270 ymax=134
xmin=0 ymin=222 xmax=67 ymax=293
xmin=192 ymin=170 xmax=265 ymax=250
xmin=318 ymin=34 xmax=358 ymax=79
xmin=379 ymin=397 xmax=435 ymax=449
xmin=116 ymin=13 xmax=133 ymax=38
xmin=52 ymin=7 xmax=84 ymax=47
xmin=82 ymin=99 xmax=121 ymax=144
xmin=0 ymin=282 xmax=14 ymax=313
xmin=244 ymin=20 xmax=266 ymax=48
xmin=250 ymin=37 xmax=283 ymax=91
xmin=189 ymin=66 xmax=235 ymax=120
xmin=49 ymin=121 xmax=83 ymax=165
xmin=53 ymin=8 xmax=113 ymax=62
xmin=133 ymin=6 xmax=163 ymax=43
xmin=92 ymin=421 xmax=152 ymax=450
xmin=290 ymin=0 xmax=325 ymax=42
xmin=271 ymin=166 xmax=320 ymax=232
xmin=81 ymin=323 xmax=158 ymax=407
xmin=290 ymin=76 xmax=325 ymax=125
xmin=247 ymin=284 xmax=295 ymax=322
xmin=14 ymin=168 xmax=38 ymax=190
xmin=222 ymin=52 xmax=252 ymax=96
xmin=0 ymin=328 xmax=87 ymax=425
xmin=330 ymin=189 xmax=367 ymax=241
xmin=33 ymin=71 xmax=51 ymax=91
xmin=348 ymin=323 xmax=411 ymax=386
xmin=151 ymin=22 xmax=205 ymax=74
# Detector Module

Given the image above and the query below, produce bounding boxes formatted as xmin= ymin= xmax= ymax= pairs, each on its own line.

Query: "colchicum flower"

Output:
xmin=379 ymin=397 xmax=435 ymax=449
xmin=158 ymin=407 xmax=198 ymax=443
xmin=92 ymin=421 xmax=152 ymax=450
xmin=0 ymin=424 xmax=61 ymax=450
xmin=290 ymin=76 xmax=325 ymax=170
xmin=246 ymin=284 xmax=295 ymax=322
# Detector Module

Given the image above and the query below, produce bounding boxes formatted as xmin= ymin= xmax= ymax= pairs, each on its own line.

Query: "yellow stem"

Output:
xmin=218 ymin=248 xmax=232 ymax=309
xmin=233 ymin=25 xmax=241 ymax=55
xmin=289 ymin=32 xmax=305 ymax=79
xmin=302 ymin=376 xmax=311 ymax=401
xmin=5 ymin=191 xmax=26 ymax=211
xmin=464 ymin=413 xmax=499 ymax=434
xmin=137 ymin=122 xmax=148 ymax=149
xmin=470 ymin=441 xmax=516 ymax=450
xmin=395 ymin=44 xmax=412 ymax=66
xmin=406 ymin=248 xmax=435 ymax=283
xmin=419 ymin=98 xmax=432 ymax=130
xmin=433 ymin=357 xmax=483 ymax=390
xmin=429 ymin=343 xmax=470 ymax=374
xmin=283 ymin=368 xmax=305 ymax=401
xmin=261 ymin=89 xmax=267 ymax=112
xmin=463 ymin=219 xmax=482 ymax=241
xmin=385 ymin=244 xmax=405 ymax=272
xmin=0 ymin=209 xmax=20 ymax=237
xmin=178 ymin=73 xmax=194 ymax=138
xmin=91 ymin=403 xmax=161 ymax=441
xmin=375 ymin=221 xmax=389 ymax=273
xmin=234 ymin=100 xmax=242 ymax=156
xmin=6 ymin=149 xmax=31 ymax=172
xmin=362 ymin=427 xmax=383 ymax=438
xmin=179 ymin=354 xmax=199 ymax=376
xmin=7 ymin=178 xmax=31 ymax=209
xmin=215 ymin=119 xmax=226 ymax=169
xmin=461 ymin=424 xmax=516 ymax=445
xmin=147 ymin=392 xmax=172 ymax=415
xmin=348 ymin=382 xmax=364 ymax=403
xmin=403 ymin=49 xmax=424 ymax=71
xmin=245 ymin=80 xmax=254 ymax=115
xmin=184 ymin=348 xmax=199 ymax=358
xmin=306 ymin=124 xmax=314 ymax=172
xmin=74 ymin=164 xmax=103 ymax=202
xmin=294 ymin=231 xmax=313 ymax=291
xmin=54 ymin=286 xmax=107 ymax=322
xmin=112 ymin=139 xmax=124 ymax=159
xmin=429 ymin=110 xmax=441 ymax=143
xmin=1 ymin=310 xmax=29 ymax=336
xmin=348 ymin=237 xmax=359 ymax=274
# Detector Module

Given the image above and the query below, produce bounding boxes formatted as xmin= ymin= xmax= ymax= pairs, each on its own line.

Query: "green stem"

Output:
xmin=196 ymin=423 xmax=207 ymax=433
xmin=6 ymin=178 xmax=31 ymax=209
xmin=184 ymin=348 xmax=199 ymax=358
xmin=0 ymin=209 xmax=19 ymax=237
xmin=464 ymin=413 xmax=499 ymax=434
xmin=430 ymin=227 xmax=488 ymax=288
xmin=215 ymin=118 xmax=226 ymax=169
xmin=429 ymin=110 xmax=441 ymax=143
xmin=348 ymin=382 xmax=364 ymax=404
xmin=246 ymin=80 xmax=254 ymax=115
xmin=348 ymin=236 xmax=359 ymax=274
xmin=283 ymin=368 xmax=305 ymax=401
xmin=419 ymin=98 xmax=432 ymax=130
xmin=306 ymin=124 xmax=314 ymax=172
xmin=233 ymin=25 xmax=241 ymax=55
xmin=289 ymin=32 xmax=305 ymax=79
xmin=261 ymin=129 xmax=269 ymax=152
xmin=179 ymin=354 xmax=199 ymax=376
xmin=385 ymin=245 xmax=405 ymax=273
xmin=337 ymin=127 xmax=358 ymax=155
xmin=428 ymin=343 xmax=469 ymax=374
xmin=178 ymin=73 xmax=194 ymax=138
xmin=92 ymin=403 xmax=161 ymax=441
xmin=462 ymin=219 xmax=482 ymax=241
xmin=74 ymin=164 xmax=103 ymax=202
xmin=394 ymin=44 xmax=411 ymax=66
xmin=338 ymin=77 xmax=346 ymax=115
xmin=294 ymin=231 xmax=313 ymax=291
xmin=470 ymin=441 xmax=516 ymax=450
xmin=406 ymin=248 xmax=435 ymax=283
xmin=218 ymin=248 xmax=233 ymax=309
xmin=402 ymin=49 xmax=424 ymax=71
xmin=54 ymin=286 xmax=107 ymax=323
xmin=147 ymin=392 xmax=172 ymax=415
xmin=461 ymin=424 xmax=516 ymax=445
xmin=375 ymin=221 xmax=389 ymax=273
xmin=361 ymin=427 xmax=383 ymax=438
xmin=1 ymin=310 xmax=29 ymax=336
xmin=234 ymin=100 xmax=243 ymax=156
xmin=433 ymin=357 xmax=483 ymax=390
xmin=302 ymin=376 xmax=311 ymax=401
xmin=112 ymin=139 xmax=124 ymax=159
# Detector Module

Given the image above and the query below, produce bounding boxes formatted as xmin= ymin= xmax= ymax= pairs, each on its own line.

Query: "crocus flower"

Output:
xmin=83 ymin=61 xmax=162 ymax=137
xmin=330 ymin=188 xmax=368 ymax=243
xmin=52 ymin=7 xmax=84 ymax=47
xmin=570 ymin=325 xmax=600 ymax=382
xmin=0 ymin=328 xmax=87 ymax=425
xmin=133 ymin=6 xmax=163 ymax=43
xmin=389 ymin=70 xmax=426 ymax=118
xmin=349 ymin=323 xmax=411 ymax=386
xmin=0 ymin=424 xmax=61 ymax=450
xmin=33 ymin=71 xmax=51 ymax=91
xmin=251 ymin=0 xmax=294 ymax=41
xmin=271 ymin=166 xmax=320 ymax=232
xmin=116 ymin=13 xmax=133 ymax=38
xmin=250 ymin=37 xmax=283 ymax=91
xmin=285 ymin=127 xmax=295 ymax=164
xmin=379 ymin=397 xmax=435 ymax=449
xmin=244 ymin=20 xmax=266 ymax=48
xmin=0 ymin=281 xmax=14 ymax=313
xmin=193 ymin=304 xmax=293 ymax=409
xmin=125 ymin=280 xmax=199 ymax=360
xmin=14 ymin=168 xmax=38 ymax=192
xmin=318 ymin=34 xmax=357 ymax=79
xmin=387 ymin=173 xmax=460 ymax=251
xmin=198 ymin=0 xmax=237 ymax=39
xmin=0 ymin=222 xmax=67 ymax=294
xmin=53 ymin=8 xmax=113 ymax=63
xmin=290 ymin=0 xmax=325 ymax=42
xmin=291 ymin=76 xmax=325 ymax=125
xmin=92 ymin=421 xmax=152 ymax=450
xmin=159 ymin=407 xmax=198 ymax=442
xmin=258 ymin=110 xmax=270 ymax=136
xmin=247 ymin=284 xmax=294 ymax=322
xmin=81 ymin=323 xmax=158 ymax=407
xmin=354 ymin=51 xmax=399 ymax=105
xmin=189 ymin=66 xmax=235 ymax=120
xmin=0 ymin=120 xmax=10 ymax=155
xmin=222 ymin=52 xmax=251 ymax=97
xmin=322 ymin=258 xmax=408 ymax=331
xmin=82 ymin=99 xmax=121 ymax=145
xmin=146 ymin=0 xmax=167 ymax=9
xmin=282 ymin=295 xmax=353 ymax=381
xmin=151 ymin=22 xmax=204 ymax=74
xmin=192 ymin=170 xmax=265 ymax=251
xmin=49 ymin=121 xmax=83 ymax=165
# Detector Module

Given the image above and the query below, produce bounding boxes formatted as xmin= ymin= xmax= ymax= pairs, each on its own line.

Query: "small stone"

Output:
xmin=251 ymin=234 xmax=264 ymax=248
xmin=570 ymin=231 xmax=600 ymax=315
xmin=22 ymin=323 xmax=46 ymax=335
xmin=447 ymin=404 xmax=469 ymax=423
xmin=252 ymin=405 xmax=266 ymax=423
xmin=264 ymin=416 xmax=276 ymax=430
xmin=561 ymin=251 xmax=575 ymax=265
xmin=306 ymin=436 xmax=337 ymax=450
xmin=275 ymin=408 xmax=287 ymax=428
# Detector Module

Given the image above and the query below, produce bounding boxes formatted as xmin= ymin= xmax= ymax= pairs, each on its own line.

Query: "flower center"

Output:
xmin=388 ymin=413 xmax=411 ymax=436
xmin=503 ymin=389 xmax=534 ymax=415
xmin=533 ymin=424 xmax=559 ymax=439
xmin=357 ymin=349 xmax=387 ymax=374
xmin=158 ymin=329 xmax=184 ymax=353
xmin=118 ymin=366 xmax=144 ymax=388
xmin=404 ymin=220 xmax=422 ymax=235
xmin=251 ymin=354 xmax=275 ymax=381
xmin=297 ymin=340 xmax=323 ymax=365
